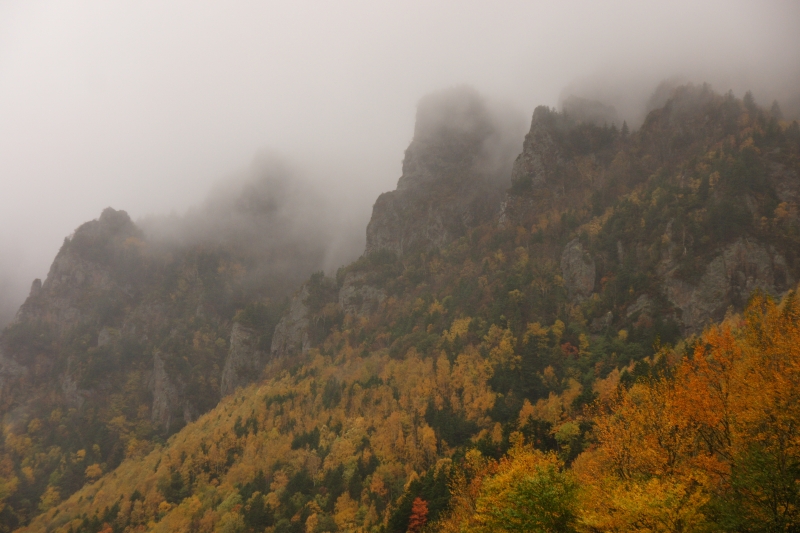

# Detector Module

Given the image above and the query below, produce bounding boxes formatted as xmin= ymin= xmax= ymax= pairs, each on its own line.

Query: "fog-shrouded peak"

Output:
xmin=397 ymin=86 xmax=525 ymax=192
xmin=2 ymin=2 xmax=800 ymax=329
xmin=561 ymin=95 xmax=620 ymax=127
xmin=412 ymin=86 xmax=494 ymax=145
xmin=367 ymin=87 xmax=526 ymax=256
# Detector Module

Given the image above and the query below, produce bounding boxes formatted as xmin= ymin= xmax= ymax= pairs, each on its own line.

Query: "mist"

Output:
xmin=2 ymin=1 xmax=800 ymax=327
xmin=138 ymin=152 xmax=369 ymax=298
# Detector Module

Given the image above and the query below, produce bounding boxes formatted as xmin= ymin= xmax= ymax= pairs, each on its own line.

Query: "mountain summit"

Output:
xmin=366 ymin=86 xmax=522 ymax=256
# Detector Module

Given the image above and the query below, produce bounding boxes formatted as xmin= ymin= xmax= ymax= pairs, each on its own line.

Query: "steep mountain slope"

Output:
xmin=434 ymin=291 xmax=800 ymax=532
xmin=0 ymin=167 xmax=330 ymax=528
xmin=503 ymin=85 xmax=799 ymax=334
xmin=6 ymin=84 xmax=800 ymax=532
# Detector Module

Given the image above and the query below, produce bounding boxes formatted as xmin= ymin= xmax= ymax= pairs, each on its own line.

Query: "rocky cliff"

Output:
xmin=503 ymin=84 xmax=800 ymax=334
xmin=365 ymin=86 xmax=522 ymax=256
xmin=220 ymin=322 xmax=266 ymax=396
xmin=14 ymin=208 xmax=141 ymax=332
xmin=0 ymin=204 xmax=293 ymax=525
xmin=270 ymin=285 xmax=311 ymax=358
xmin=662 ymin=238 xmax=794 ymax=333
xmin=561 ymin=239 xmax=596 ymax=302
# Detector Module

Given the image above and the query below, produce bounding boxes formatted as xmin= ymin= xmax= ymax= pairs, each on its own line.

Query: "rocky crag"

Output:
xmin=365 ymin=86 xmax=522 ymax=256
xmin=0 ymin=203 xmax=300 ymax=526
xmin=502 ymin=85 xmax=799 ymax=333
xmin=256 ymin=85 xmax=800 ymax=370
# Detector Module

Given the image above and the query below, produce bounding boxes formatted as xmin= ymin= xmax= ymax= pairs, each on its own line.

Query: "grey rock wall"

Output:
xmin=151 ymin=351 xmax=181 ymax=432
xmin=220 ymin=323 xmax=266 ymax=396
xmin=271 ymin=285 xmax=311 ymax=358
xmin=560 ymin=239 xmax=596 ymax=302
xmin=365 ymin=87 xmax=520 ymax=256
xmin=664 ymin=238 xmax=794 ymax=334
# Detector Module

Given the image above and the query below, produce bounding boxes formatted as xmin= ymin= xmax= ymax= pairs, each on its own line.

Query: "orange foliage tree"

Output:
xmin=407 ymin=497 xmax=428 ymax=533
xmin=575 ymin=291 xmax=800 ymax=532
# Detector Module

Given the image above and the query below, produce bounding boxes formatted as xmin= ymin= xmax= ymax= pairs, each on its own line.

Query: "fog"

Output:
xmin=1 ymin=1 xmax=799 ymax=327
xmin=138 ymin=152 xmax=368 ymax=298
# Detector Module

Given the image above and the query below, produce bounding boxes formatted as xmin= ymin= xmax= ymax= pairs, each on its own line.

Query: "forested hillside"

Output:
xmin=3 ymin=83 xmax=800 ymax=532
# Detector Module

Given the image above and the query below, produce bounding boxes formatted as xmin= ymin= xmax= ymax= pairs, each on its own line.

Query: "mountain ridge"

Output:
xmin=2 ymin=82 xmax=800 ymax=531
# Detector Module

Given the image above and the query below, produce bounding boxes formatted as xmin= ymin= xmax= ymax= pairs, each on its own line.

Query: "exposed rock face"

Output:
xmin=271 ymin=285 xmax=311 ymax=358
xmin=97 ymin=326 xmax=118 ymax=347
xmin=14 ymin=207 xmax=140 ymax=332
xmin=366 ymin=192 xmax=457 ymax=255
xmin=626 ymin=294 xmax=653 ymax=319
xmin=509 ymin=106 xmax=571 ymax=194
xmin=220 ymin=323 xmax=266 ymax=396
xmin=665 ymin=238 xmax=794 ymax=334
xmin=151 ymin=350 xmax=198 ymax=432
xmin=151 ymin=351 xmax=182 ymax=432
xmin=500 ymin=106 xmax=592 ymax=225
xmin=59 ymin=372 xmax=84 ymax=408
xmin=28 ymin=278 xmax=42 ymax=299
xmin=1 ymin=207 xmax=253 ymax=434
xmin=339 ymin=272 xmax=386 ymax=317
xmin=366 ymin=86 xmax=522 ymax=256
xmin=560 ymin=239 xmax=596 ymax=302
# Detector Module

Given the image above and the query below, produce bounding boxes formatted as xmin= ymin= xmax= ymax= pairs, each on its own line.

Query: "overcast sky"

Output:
xmin=1 ymin=1 xmax=799 ymax=326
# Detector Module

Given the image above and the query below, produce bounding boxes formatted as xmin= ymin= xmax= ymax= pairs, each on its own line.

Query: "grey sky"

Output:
xmin=1 ymin=1 xmax=799 ymax=326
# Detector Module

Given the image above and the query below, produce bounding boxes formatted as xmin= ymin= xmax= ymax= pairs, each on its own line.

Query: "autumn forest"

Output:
xmin=2 ymin=84 xmax=800 ymax=533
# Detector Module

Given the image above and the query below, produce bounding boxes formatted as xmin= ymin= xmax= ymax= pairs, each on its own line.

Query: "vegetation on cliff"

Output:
xmin=1 ymin=84 xmax=799 ymax=532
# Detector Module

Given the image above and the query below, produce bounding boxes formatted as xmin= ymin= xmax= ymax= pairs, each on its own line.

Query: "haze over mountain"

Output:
xmin=2 ymin=1 xmax=800 ymax=328
xmin=2 ymin=76 xmax=799 ymax=532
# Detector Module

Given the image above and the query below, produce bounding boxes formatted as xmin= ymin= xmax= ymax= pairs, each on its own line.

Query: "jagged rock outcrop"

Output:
xmin=151 ymin=350 xmax=199 ymax=432
xmin=626 ymin=294 xmax=653 ymax=319
xmin=500 ymin=105 xmax=598 ymax=225
xmin=151 ymin=351 xmax=183 ymax=431
xmin=338 ymin=272 xmax=386 ymax=317
xmin=271 ymin=285 xmax=311 ymax=357
xmin=220 ymin=322 xmax=266 ymax=396
xmin=0 ymin=208 xmax=142 ymax=408
xmin=59 ymin=372 xmax=85 ymax=408
xmin=0 ymin=206 xmax=290 ymax=438
xmin=14 ymin=207 xmax=140 ymax=332
xmin=501 ymin=84 xmax=800 ymax=338
xmin=508 ymin=106 xmax=560 ymax=193
xmin=560 ymin=239 xmax=596 ymax=302
xmin=366 ymin=86 xmax=521 ymax=256
xmin=664 ymin=238 xmax=794 ymax=334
